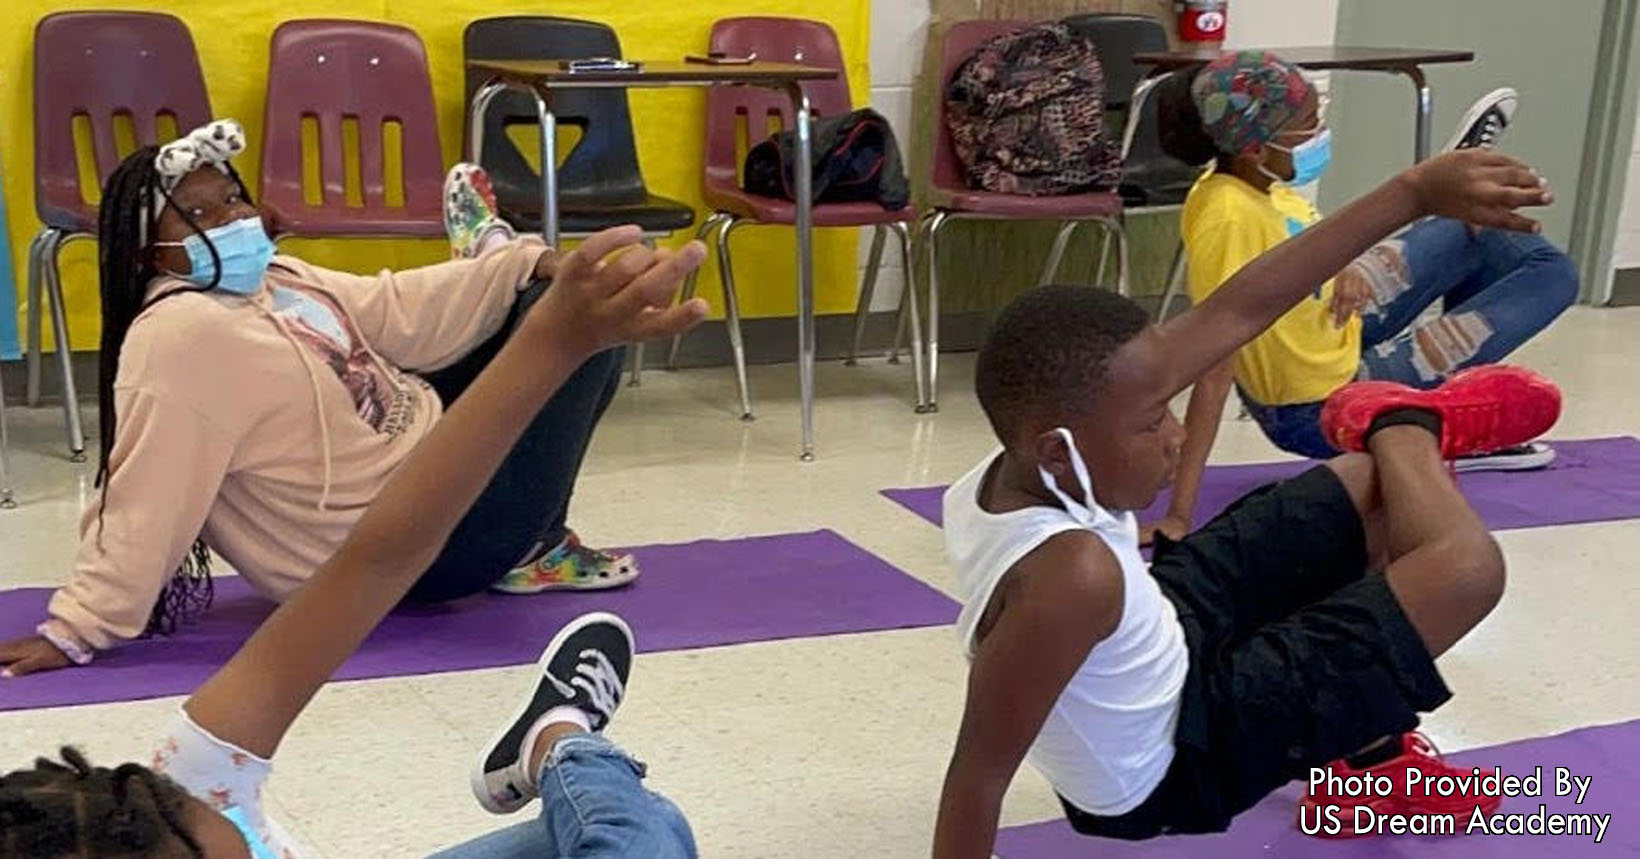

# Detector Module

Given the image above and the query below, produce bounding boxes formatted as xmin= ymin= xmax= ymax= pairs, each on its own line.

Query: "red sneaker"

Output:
xmin=1298 ymin=732 xmax=1503 ymax=838
xmin=1321 ymin=365 xmax=1561 ymax=458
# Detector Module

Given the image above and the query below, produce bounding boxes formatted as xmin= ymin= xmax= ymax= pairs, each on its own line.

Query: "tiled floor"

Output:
xmin=1 ymin=306 xmax=1636 ymax=857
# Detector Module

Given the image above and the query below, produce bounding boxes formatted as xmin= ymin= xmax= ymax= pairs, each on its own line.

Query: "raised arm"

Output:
xmin=933 ymin=532 xmax=1124 ymax=859
xmin=1156 ymin=149 xmax=1550 ymax=396
xmin=184 ymin=226 xmax=706 ymax=758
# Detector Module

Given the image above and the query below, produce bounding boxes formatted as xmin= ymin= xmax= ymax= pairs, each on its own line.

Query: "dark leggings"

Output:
xmin=407 ymin=279 xmax=624 ymax=601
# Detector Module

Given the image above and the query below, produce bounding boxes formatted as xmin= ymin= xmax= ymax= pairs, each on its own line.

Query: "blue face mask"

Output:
xmin=1267 ymin=128 xmax=1332 ymax=187
xmin=159 ymin=216 xmax=275 ymax=295
xmin=220 ymin=805 xmax=280 ymax=859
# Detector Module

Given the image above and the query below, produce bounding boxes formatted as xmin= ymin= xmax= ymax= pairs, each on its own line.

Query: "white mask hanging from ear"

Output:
xmin=1036 ymin=428 xmax=1136 ymax=537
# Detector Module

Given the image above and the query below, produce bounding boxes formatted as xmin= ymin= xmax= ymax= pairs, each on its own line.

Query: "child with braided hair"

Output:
xmin=1 ymin=119 xmax=641 ymax=678
xmin=2 ymin=223 xmax=708 ymax=858
xmin=1 ymin=747 xmax=212 ymax=856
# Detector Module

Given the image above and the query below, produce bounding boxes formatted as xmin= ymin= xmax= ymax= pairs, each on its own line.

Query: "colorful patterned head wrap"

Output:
xmin=1190 ymin=51 xmax=1314 ymax=154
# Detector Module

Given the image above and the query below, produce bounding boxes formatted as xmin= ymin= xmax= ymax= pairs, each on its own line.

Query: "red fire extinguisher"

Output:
xmin=1178 ymin=0 xmax=1228 ymax=43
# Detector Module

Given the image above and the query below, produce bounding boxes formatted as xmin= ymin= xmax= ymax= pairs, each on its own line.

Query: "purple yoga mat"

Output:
xmin=0 ymin=530 xmax=957 ymax=712
xmin=996 ymin=719 xmax=1639 ymax=857
xmin=884 ymin=437 xmax=1640 ymax=532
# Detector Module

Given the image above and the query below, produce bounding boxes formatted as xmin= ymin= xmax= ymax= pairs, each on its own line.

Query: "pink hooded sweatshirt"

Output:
xmin=41 ymin=238 xmax=546 ymax=655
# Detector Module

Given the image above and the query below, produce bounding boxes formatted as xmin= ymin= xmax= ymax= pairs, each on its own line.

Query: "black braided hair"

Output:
xmin=1155 ymin=63 xmax=1234 ymax=169
xmin=95 ymin=147 xmax=254 ymax=637
xmin=0 ymin=747 xmax=204 ymax=858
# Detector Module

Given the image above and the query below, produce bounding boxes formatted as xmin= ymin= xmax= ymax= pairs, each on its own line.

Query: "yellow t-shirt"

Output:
xmin=1180 ymin=171 xmax=1362 ymax=405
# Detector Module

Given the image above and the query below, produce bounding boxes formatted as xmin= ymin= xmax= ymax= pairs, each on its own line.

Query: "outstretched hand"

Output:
xmin=528 ymin=225 xmax=709 ymax=359
xmin=0 ymin=635 xmax=72 ymax=678
xmin=1401 ymin=149 xmax=1552 ymax=234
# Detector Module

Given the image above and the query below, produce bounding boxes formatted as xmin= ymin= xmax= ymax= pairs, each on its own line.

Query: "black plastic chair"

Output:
xmin=463 ymin=16 xmax=695 ymax=237
xmin=464 ymin=17 xmax=695 ymax=383
xmin=1060 ymin=13 xmax=1200 ymax=317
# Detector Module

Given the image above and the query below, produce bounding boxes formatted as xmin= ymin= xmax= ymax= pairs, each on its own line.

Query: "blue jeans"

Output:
xmin=1244 ymin=218 xmax=1577 ymax=459
xmin=431 ymin=734 xmax=698 ymax=859
xmin=409 ymin=279 xmax=625 ymax=601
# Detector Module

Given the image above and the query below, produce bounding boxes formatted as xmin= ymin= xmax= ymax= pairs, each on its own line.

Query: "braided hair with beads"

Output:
xmin=93 ymin=144 xmax=256 ymax=636
xmin=0 ymin=747 xmax=203 ymax=857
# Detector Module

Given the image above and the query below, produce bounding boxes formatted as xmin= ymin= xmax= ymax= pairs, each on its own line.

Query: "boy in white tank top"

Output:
xmin=932 ymin=147 xmax=1563 ymax=856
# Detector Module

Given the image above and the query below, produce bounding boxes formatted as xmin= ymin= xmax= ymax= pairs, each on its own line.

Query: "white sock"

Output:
xmin=542 ymin=705 xmax=592 ymax=734
xmin=475 ymin=221 xmax=516 ymax=256
xmin=520 ymin=706 xmax=593 ymax=784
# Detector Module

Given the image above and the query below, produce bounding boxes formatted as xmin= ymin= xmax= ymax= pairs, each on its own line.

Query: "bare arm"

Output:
xmin=932 ymin=532 xmax=1125 ymax=859
xmin=185 ymin=227 xmax=708 ymax=758
xmin=1144 ymin=358 xmax=1234 ymax=544
xmin=1156 ymin=150 xmax=1550 ymax=397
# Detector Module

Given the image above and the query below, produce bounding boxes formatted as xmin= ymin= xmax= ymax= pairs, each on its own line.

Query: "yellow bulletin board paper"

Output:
xmin=2 ymin=0 xmax=869 ymax=352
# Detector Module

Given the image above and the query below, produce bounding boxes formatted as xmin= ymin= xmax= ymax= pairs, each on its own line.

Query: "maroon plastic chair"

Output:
xmin=26 ymin=11 xmax=213 ymax=459
xmin=664 ymin=16 xmax=927 ymax=418
xmin=919 ymin=19 xmax=1128 ymax=410
xmin=259 ymin=20 xmax=445 ymax=239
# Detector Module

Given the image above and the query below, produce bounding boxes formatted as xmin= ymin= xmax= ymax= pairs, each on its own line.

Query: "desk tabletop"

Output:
xmin=1134 ymin=45 xmax=1475 ymax=71
xmin=467 ymin=59 xmax=838 ymax=87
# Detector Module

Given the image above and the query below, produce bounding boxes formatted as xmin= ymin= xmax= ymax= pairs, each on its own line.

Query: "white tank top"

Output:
xmin=942 ymin=445 xmax=1189 ymax=816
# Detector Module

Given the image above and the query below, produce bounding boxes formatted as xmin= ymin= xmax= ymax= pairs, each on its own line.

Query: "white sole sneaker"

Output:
xmin=469 ymin=611 xmax=635 ymax=814
xmin=490 ymin=550 xmax=640 ymax=595
xmin=443 ymin=163 xmax=514 ymax=259
xmin=1453 ymin=441 xmax=1555 ymax=473
xmin=1443 ymin=87 xmax=1518 ymax=152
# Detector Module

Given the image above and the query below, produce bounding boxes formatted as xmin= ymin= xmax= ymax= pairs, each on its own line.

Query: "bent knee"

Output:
xmin=1323 ymin=453 xmax=1378 ymax=516
xmin=1520 ymin=243 xmax=1580 ymax=311
xmin=1443 ymin=531 xmax=1506 ymax=614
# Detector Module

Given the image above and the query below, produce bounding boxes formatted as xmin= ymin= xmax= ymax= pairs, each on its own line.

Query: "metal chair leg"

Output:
xmin=628 ymin=343 xmax=645 ymax=387
xmin=1157 ymin=241 xmax=1188 ymax=321
xmin=716 ymin=217 xmax=753 ymax=421
xmin=626 ymin=237 xmax=660 ymax=388
xmin=25 ymin=230 xmax=47 ymax=406
xmin=888 ymin=221 xmax=928 ymax=411
xmin=846 ymin=225 xmax=888 ymax=366
xmin=920 ymin=211 xmax=948 ymax=414
xmin=666 ymin=213 xmax=730 ymax=371
xmin=1038 ymin=221 xmax=1079 ymax=286
xmin=887 ymin=289 xmax=909 ymax=365
xmin=1093 ymin=227 xmax=1113 ymax=288
xmin=1109 ymin=217 xmax=1132 ymax=298
xmin=1 ymin=357 xmax=15 ymax=509
xmin=42 ymin=231 xmax=85 ymax=461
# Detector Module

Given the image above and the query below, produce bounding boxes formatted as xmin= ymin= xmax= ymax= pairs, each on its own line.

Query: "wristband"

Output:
xmin=35 ymin=623 xmax=94 ymax=666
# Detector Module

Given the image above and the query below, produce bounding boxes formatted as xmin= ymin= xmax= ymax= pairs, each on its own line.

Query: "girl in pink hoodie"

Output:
xmin=0 ymin=223 xmax=708 ymax=858
xmin=1 ymin=120 xmax=638 ymax=676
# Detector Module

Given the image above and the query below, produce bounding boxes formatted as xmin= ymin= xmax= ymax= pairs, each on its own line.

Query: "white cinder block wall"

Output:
xmin=859 ymin=0 xmax=932 ymax=311
xmin=1608 ymin=101 xmax=1640 ymax=270
xmin=1223 ymin=0 xmax=1339 ymax=49
xmin=857 ymin=0 xmax=1338 ymax=311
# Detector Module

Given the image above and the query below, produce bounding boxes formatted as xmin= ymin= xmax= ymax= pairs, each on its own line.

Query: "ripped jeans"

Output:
xmin=430 ymin=733 xmax=697 ymax=859
xmin=1243 ymin=217 xmax=1578 ymax=459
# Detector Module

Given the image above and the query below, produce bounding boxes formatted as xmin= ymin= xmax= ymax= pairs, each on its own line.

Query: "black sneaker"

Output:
xmin=1453 ymin=440 xmax=1556 ymax=473
xmin=1444 ymin=87 xmax=1517 ymax=152
xmin=470 ymin=611 xmax=634 ymax=814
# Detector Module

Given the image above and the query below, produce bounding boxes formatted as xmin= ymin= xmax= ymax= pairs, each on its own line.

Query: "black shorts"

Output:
xmin=1062 ymin=465 xmax=1452 ymax=839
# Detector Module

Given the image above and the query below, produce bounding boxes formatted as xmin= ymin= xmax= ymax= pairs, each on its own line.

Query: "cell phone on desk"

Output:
xmin=561 ymin=58 xmax=643 ymax=73
xmin=685 ymin=52 xmax=756 ymax=65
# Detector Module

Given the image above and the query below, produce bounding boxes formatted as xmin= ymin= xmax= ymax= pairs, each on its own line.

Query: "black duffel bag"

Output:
xmin=742 ymin=108 xmax=910 ymax=209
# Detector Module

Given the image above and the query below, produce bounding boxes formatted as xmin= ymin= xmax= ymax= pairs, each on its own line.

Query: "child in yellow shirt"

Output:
xmin=1146 ymin=52 xmax=1576 ymax=542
